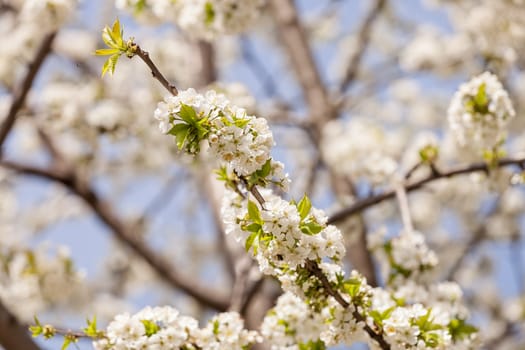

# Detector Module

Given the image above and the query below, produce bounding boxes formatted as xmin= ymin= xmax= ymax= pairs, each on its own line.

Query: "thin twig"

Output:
xmin=328 ymin=157 xmax=525 ymax=224
xmin=0 ymin=32 xmax=56 ymax=154
xmin=133 ymin=44 xmax=178 ymax=96
xmin=304 ymin=260 xmax=391 ymax=349
xmin=394 ymin=178 xmax=413 ymax=232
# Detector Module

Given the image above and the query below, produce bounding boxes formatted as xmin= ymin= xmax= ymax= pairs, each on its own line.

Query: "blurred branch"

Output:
xmin=197 ymin=40 xmax=217 ymax=86
xmin=269 ymin=0 xmax=377 ymax=286
xmin=329 ymin=157 xmax=525 ymax=224
xmin=0 ymin=32 xmax=56 ymax=154
xmin=339 ymin=0 xmax=387 ymax=92
xmin=394 ymin=178 xmax=413 ymax=232
xmin=0 ymin=300 xmax=41 ymax=350
xmin=268 ymin=0 xmax=334 ymax=131
xmin=0 ymin=158 xmax=230 ymax=311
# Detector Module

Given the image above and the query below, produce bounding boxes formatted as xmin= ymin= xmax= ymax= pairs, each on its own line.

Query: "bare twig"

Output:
xmin=394 ymin=178 xmax=413 ymax=232
xmin=339 ymin=0 xmax=387 ymax=92
xmin=329 ymin=157 xmax=525 ymax=224
xmin=0 ymin=32 xmax=56 ymax=154
xmin=133 ymin=44 xmax=178 ymax=96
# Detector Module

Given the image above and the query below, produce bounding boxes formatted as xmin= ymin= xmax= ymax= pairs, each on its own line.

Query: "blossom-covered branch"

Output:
xmin=328 ymin=156 xmax=525 ymax=224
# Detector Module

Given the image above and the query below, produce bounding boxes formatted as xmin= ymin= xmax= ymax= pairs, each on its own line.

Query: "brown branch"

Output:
xmin=0 ymin=32 xmax=56 ymax=154
xmin=304 ymin=260 xmax=391 ymax=349
xmin=0 ymin=301 xmax=41 ymax=350
xmin=269 ymin=0 xmax=378 ymax=286
xmin=328 ymin=157 xmax=525 ymax=225
xmin=339 ymin=0 xmax=387 ymax=92
xmin=0 ymin=160 xmax=230 ymax=311
xmin=268 ymin=0 xmax=334 ymax=130
xmin=132 ymin=44 xmax=179 ymax=96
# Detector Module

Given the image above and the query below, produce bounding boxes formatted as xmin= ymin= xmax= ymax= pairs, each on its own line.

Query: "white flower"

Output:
xmin=448 ymin=72 xmax=515 ymax=151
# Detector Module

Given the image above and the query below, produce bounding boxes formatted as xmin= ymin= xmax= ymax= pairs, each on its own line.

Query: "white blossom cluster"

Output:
xmin=155 ymin=88 xmax=283 ymax=179
xmin=115 ymin=0 xmax=264 ymax=40
xmin=432 ymin=0 xmax=525 ymax=65
xmin=321 ymin=118 xmax=400 ymax=185
xmin=94 ymin=306 xmax=259 ymax=350
xmin=0 ymin=245 xmax=85 ymax=322
xmin=152 ymin=87 xmax=480 ymax=349
xmin=369 ymin=281 xmax=477 ymax=349
xmin=448 ymin=72 xmax=515 ymax=151
xmin=369 ymin=229 xmax=439 ymax=286
xmin=261 ymin=292 xmax=326 ymax=349
xmin=20 ymin=0 xmax=77 ymax=32
xmin=221 ymin=189 xmax=345 ymax=277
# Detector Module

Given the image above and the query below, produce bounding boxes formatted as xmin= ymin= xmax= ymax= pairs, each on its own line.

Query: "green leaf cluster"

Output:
xmin=30 ymin=316 xmax=55 ymax=339
xmin=242 ymin=201 xmax=268 ymax=254
xmin=141 ymin=319 xmax=160 ymax=337
xmin=465 ymin=83 xmax=490 ymax=115
xmin=448 ymin=318 xmax=477 ymax=342
xmin=298 ymin=340 xmax=326 ymax=350
xmin=412 ymin=309 xmax=444 ymax=348
xmin=95 ymin=19 xmax=131 ymax=77
xmin=168 ymin=104 xmax=210 ymax=154
xmin=419 ymin=144 xmax=439 ymax=164
xmin=295 ymin=195 xmax=323 ymax=235
xmin=246 ymin=159 xmax=273 ymax=189
xmin=369 ymin=307 xmax=395 ymax=328
xmin=61 ymin=334 xmax=79 ymax=350
xmin=84 ymin=316 xmax=105 ymax=339
xmin=204 ymin=2 xmax=215 ymax=25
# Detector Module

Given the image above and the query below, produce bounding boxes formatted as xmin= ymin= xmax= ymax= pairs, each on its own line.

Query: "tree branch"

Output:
xmin=133 ymin=44 xmax=179 ymax=96
xmin=268 ymin=0 xmax=334 ymax=129
xmin=269 ymin=0 xmax=378 ymax=286
xmin=0 ymin=160 xmax=230 ymax=311
xmin=328 ymin=157 xmax=525 ymax=224
xmin=0 ymin=32 xmax=56 ymax=154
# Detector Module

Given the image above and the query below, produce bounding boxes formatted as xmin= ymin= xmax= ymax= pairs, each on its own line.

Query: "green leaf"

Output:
xmin=245 ymin=232 xmax=258 ymax=252
xmin=84 ymin=316 xmax=99 ymax=338
xmin=134 ymin=0 xmax=146 ymax=13
xmin=29 ymin=316 xmax=42 ymax=337
xmin=109 ymin=54 xmax=120 ymax=75
xmin=298 ymin=340 xmax=326 ymax=350
xmin=176 ymin=127 xmax=190 ymax=150
xmin=95 ymin=48 xmax=121 ymax=56
xmin=141 ymin=319 xmax=160 ymax=337
xmin=212 ymin=319 xmax=220 ymax=335
xmin=168 ymin=123 xmax=192 ymax=150
xmin=179 ymin=103 xmax=197 ymax=124
xmin=204 ymin=2 xmax=215 ymax=25
xmin=259 ymin=159 xmax=272 ymax=177
xmin=297 ymin=194 xmax=312 ymax=220
xmin=61 ymin=335 xmax=78 ymax=350
xmin=448 ymin=319 xmax=477 ymax=341
xmin=247 ymin=200 xmax=262 ymax=224
xmin=300 ymin=221 xmax=323 ymax=235
xmin=244 ymin=223 xmax=261 ymax=232
xmin=111 ymin=19 xmax=123 ymax=47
